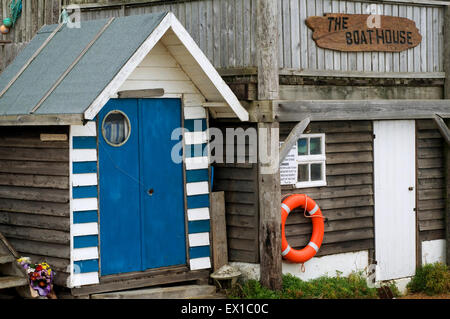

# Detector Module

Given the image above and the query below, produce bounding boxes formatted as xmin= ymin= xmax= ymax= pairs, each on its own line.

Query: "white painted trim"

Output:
xmin=187 ymin=208 xmax=210 ymax=221
xmin=72 ymin=198 xmax=98 ymax=212
xmin=84 ymin=13 xmax=173 ymax=120
xmin=169 ymin=14 xmax=249 ymax=121
xmin=190 ymin=257 xmax=211 ymax=270
xmin=72 ymin=173 xmax=98 ymax=187
xmin=184 ymin=106 xmax=206 ymax=120
xmin=72 ymin=222 xmax=99 ymax=236
xmin=84 ymin=12 xmax=248 ymax=122
xmin=71 ymin=272 xmax=99 ymax=287
xmin=73 ymin=247 xmax=99 ymax=261
xmin=71 ymin=149 xmax=97 ymax=162
xmin=186 ymin=181 xmax=209 ymax=196
xmin=184 ymin=131 xmax=208 ymax=145
xmin=185 ymin=156 xmax=209 ymax=170
xmin=188 ymin=232 xmax=210 ymax=247
xmin=69 ymin=126 xmax=75 ymax=288
xmin=70 ymin=122 xmax=97 ymax=137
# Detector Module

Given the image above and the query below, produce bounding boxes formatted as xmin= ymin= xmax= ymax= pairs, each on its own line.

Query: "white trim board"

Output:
xmin=83 ymin=12 xmax=248 ymax=122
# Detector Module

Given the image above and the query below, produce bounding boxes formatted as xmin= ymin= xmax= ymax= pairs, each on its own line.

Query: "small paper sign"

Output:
xmin=280 ymin=142 xmax=298 ymax=186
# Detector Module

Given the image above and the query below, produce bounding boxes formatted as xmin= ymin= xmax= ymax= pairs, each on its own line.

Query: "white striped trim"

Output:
xmin=72 ymin=198 xmax=98 ymax=212
xmin=184 ymin=106 xmax=206 ymax=119
xmin=71 ymin=122 xmax=97 ymax=137
xmin=281 ymin=203 xmax=291 ymax=214
xmin=190 ymin=257 xmax=211 ymax=270
xmin=73 ymin=247 xmax=99 ymax=261
xmin=308 ymin=204 xmax=319 ymax=216
xmin=72 ymin=173 xmax=98 ymax=187
xmin=72 ymin=222 xmax=99 ymax=236
xmin=185 ymin=156 xmax=209 ymax=170
xmin=281 ymin=245 xmax=291 ymax=256
xmin=71 ymin=272 xmax=99 ymax=287
xmin=186 ymin=181 xmax=209 ymax=196
xmin=184 ymin=131 xmax=208 ymax=145
xmin=187 ymin=207 xmax=210 ymax=221
xmin=188 ymin=232 xmax=210 ymax=247
xmin=308 ymin=241 xmax=319 ymax=253
xmin=72 ymin=149 xmax=97 ymax=162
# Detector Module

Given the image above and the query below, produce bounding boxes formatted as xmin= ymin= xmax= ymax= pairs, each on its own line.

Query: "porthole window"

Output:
xmin=102 ymin=110 xmax=131 ymax=147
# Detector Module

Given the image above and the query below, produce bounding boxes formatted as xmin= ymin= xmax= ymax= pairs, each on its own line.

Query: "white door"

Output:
xmin=373 ymin=120 xmax=416 ymax=281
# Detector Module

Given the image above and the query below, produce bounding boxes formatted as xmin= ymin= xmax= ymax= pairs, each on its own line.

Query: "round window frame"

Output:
xmin=101 ymin=110 xmax=131 ymax=147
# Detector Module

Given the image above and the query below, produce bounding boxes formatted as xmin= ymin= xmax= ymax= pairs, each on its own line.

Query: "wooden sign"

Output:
xmin=306 ymin=14 xmax=422 ymax=52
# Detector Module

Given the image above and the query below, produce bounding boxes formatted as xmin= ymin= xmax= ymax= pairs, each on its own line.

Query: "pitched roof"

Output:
xmin=0 ymin=12 xmax=248 ymax=124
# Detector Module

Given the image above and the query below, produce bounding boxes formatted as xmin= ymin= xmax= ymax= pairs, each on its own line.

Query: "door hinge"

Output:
xmin=373 ymin=134 xmax=376 ymax=139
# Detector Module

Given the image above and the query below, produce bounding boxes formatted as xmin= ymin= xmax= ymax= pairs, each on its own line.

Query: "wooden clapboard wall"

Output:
xmin=0 ymin=126 xmax=70 ymax=286
xmin=212 ymin=122 xmax=260 ymax=263
xmin=277 ymin=0 xmax=444 ymax=74
xmin=280 ymin=121 xmax=375 ymax=257
xmin=68 ymin=0 xmax=444 ymax=75
xmin=416 ymin=119 xmax=446 ymax=243
xmin=0 ymin=0 xmax=60 ymax=43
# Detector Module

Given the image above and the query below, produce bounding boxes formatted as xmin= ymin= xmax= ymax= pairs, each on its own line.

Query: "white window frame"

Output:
xmin=295 ymin=133 xmax=327 ymax=188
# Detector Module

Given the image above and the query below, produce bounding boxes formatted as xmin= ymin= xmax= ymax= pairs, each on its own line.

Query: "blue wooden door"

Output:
xmin=98 ymin=98 xmax=186 ymax=276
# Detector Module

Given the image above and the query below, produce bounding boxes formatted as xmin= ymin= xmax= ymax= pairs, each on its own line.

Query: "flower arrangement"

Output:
xmin=17 ymin=257 xmax=55 ymax=297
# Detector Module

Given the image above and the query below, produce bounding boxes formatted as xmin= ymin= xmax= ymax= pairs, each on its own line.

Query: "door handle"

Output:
xmin=408 ymin=187 xmax=414 ymax=191
xmin=148 ymin=188 xmax=154 ymax=196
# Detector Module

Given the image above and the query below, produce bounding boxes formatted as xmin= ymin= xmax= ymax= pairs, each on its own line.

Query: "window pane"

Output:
xmin=310 ymin=137 xmax=322 ymax=155
xmin=103 ymin=111 xmax=130 ymax=146
xmin=311 ymin=163 xmax=323 ymax=181
xmin=298 ymin=164 xmax=309 ymax=182
xmin=298 ymin=138 xmax=308 ymax=155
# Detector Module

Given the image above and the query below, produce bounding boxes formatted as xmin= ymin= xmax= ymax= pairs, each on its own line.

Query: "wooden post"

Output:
xmin=256 ymin=0 xmax=282 ymax=290
xmin=443 ymin=6 xmax=450 ymax=266
xmin=258 ymin=122 xmax=282 ymax=290
xmin=256 ymin=0 xmax=279 ymax=101
xmin=210 ymin=191 xmax=228 ymax=272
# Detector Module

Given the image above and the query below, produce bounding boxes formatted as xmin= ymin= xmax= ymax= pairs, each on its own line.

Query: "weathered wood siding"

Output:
xmin=0 ymin=126 xmax=70 ymax=286
xmin=417 ymin=119 xmax=446 ymax=242
xmin=278 ymin=0 xmax=444 ymax=74
xmin=0 ymin=0 xmax=60 ymax=43
xmin=212 ymin=122 xmax=259 ymax=263
xmin=69 ymin=0 xmax=444 ymax=75
xmin=280 ymin=121 xmax=375 ymax=256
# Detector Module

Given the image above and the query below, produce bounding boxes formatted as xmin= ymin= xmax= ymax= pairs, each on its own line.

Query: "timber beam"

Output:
xmin=274 ymin=100 xmax=450 ymax=122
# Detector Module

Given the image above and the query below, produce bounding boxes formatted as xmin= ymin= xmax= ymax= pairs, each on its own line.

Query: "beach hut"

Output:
xmin=0 ymin=11 xmax=247 ymax=296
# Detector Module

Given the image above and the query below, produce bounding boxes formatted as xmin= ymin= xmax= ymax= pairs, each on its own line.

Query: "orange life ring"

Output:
xmin=281 ymin=194 xmax=324 ymax=263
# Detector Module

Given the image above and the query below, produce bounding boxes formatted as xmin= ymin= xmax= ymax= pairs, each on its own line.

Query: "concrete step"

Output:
xmin=0 ymin=276 xmax=28 ymax=290
xmin=91 ymin=285 xmax=218 ymax=299
xmin=0 ymin=255 xmax=14 ymax=264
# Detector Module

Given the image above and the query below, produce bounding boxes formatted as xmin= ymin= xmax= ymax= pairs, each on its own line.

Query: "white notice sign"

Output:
xmin=280 ymin=142 xmax=298 ymax=186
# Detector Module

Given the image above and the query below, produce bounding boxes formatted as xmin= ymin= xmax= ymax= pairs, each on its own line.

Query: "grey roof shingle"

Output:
xmin=0 ymin=12 xmax=167 ymax=117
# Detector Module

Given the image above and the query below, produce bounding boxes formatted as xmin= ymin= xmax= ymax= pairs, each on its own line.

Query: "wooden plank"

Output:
xmin=0 ymin=147 xmax=68 ymax=162
xmin=288 ymin=228 xmax=374 ymax=247
xmin=0 ymin=225 xmax=69 ymax=244
xmin=0 ymin=198 xmax=69 ymax=217
xmin=8 ymin=238 xmax=69 ymax=259
xmin=0 ymin=185 xmax=69 ymax=203
xmin=275 ymin=100 xmax=450 ymax=121
xmin=117 ymin=88 xmax=165 ymax=98
xmin=286 ymin=217 xmax=374 ymax=237
xmin=256 ymin=0 xmax=279 ymax=100
xmin=0 ymin=173 xmax=69 ymax=189
xmin=210 ymin=191 xmax=228 ymax=272
xmin=0 ymin=160 xmax=69 ymax=176
xmin=0 ymin=211 xmax=69 ymax=231
xmin=257 ymin=121 xmax=281 ymax=290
